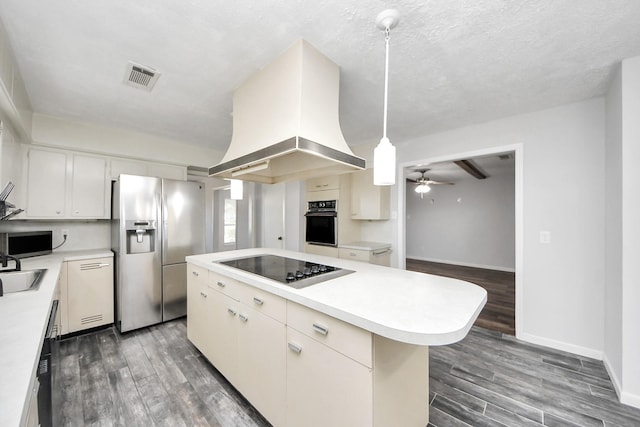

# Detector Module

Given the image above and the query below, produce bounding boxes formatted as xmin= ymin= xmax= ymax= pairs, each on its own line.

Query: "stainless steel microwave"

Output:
xmin=0 ymin=230 xmax=53 ymax=258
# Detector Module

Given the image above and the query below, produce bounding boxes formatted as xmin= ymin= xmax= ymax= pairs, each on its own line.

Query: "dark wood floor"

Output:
xmin=56 ymin=319 xmax=640 ymax=427
xmin=406 ymin=259 xmax=516 ymax=335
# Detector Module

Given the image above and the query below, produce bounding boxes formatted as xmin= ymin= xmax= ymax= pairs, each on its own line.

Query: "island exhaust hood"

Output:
xmin=208 ymin=40 xmax=365 ymax=184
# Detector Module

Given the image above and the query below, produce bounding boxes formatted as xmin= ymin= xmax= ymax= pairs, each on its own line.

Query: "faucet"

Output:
xmin=0 ymin=251 xmax=21 ymax=272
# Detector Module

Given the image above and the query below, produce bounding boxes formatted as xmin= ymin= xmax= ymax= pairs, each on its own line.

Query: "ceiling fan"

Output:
xmin=407 ymin=169 xmax=454 ymax=198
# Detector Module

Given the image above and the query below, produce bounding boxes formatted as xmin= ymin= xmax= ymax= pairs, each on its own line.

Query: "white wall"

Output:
xmin=604 ymin=62 xmax=623 ymax=396
xmin=619 ymin=56 xmax=640 ymax=406
xmin=0 ymin=220 xmax=110 ymax=252
xmin=406 ymin=170 xmax=515 ymax=271
xmin=358 ymin=98 xmax=606 ymax=359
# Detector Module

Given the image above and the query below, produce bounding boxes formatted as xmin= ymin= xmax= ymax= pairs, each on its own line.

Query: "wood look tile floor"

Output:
xmin=406 ymin=259 xmax=516 ymax=335
xmin=56 ymin=319 xmax=640 ymax=427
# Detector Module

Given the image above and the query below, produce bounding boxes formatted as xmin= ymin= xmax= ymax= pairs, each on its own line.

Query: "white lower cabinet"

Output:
xmin=65 ymin=257 xmax=114 ymax=334
xmin=286 ymin=327 xmax=373 ymax=427
xmin=236 ymin=305 xmax=286 ymax=426
xmin=187 ymin=264 xmax=429 ymax=427
xmin=186 ymin=264 xmax=212 ymax=357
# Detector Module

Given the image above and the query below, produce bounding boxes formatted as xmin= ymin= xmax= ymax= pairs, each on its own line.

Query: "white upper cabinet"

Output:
xmin=71 ymin=154 xmax=108 ymax=217
xmin=350 ymin=168 xmax=390 ymax=220
xmin=25 ymin=148 xmax=67 ymax=217
xmin=110 ymin=158 xmax=187 ymax=181
xmin=24 ymin=147 xmax=108 ymax=219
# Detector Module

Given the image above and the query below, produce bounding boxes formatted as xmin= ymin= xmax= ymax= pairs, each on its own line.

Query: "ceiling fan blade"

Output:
xmin=426 ymin=180 xmax=454 ymax=185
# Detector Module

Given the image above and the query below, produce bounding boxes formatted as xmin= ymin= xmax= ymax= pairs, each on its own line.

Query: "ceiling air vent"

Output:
xmin=123 ymin=61 xmax=160 ymax=91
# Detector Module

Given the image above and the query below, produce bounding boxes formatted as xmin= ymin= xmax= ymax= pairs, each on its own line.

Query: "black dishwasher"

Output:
xmin=38 ymin=299 xmax=58 ymax=427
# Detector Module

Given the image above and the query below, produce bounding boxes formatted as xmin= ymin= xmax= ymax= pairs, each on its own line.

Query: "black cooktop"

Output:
xmin=219 ymin=255 xmax=354 ymax=289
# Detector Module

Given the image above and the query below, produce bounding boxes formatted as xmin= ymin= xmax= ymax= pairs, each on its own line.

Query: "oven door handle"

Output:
xmin=304 ymin=211 xmax=337 ymax=217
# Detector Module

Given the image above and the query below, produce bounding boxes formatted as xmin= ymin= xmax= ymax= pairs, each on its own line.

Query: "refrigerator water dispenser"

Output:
xmin=125 ymin=220 xmax=156 ymax=254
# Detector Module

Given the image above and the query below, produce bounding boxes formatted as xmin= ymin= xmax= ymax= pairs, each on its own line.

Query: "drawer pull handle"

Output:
xmin=227 ymin=308 xmax=237 ymax=316
xmin=349 ymin=253 xmax=357 ymax=257
xmin=288 ymin=342 xmax=302 ymax=354
xmin=253 ymin=297 xmax=264 ymax=306
xmin=192 ymin=271 xmax=199 ymax=277
xmin=239 ymin=314 xmax=248 ymax=322
xmin=312 ymin=322 xmax=329 ymax=335
xmin=79 ymin=262 xmax=110 ymax=270
xmin=217 ymin=281 xmax=226 ymax=288
xmin=200 ymin=291 xmax=207 ymax=298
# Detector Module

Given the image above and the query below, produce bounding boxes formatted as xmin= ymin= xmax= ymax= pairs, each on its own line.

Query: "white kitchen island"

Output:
xmin=186 ymin=248 xmax=487 ymax=427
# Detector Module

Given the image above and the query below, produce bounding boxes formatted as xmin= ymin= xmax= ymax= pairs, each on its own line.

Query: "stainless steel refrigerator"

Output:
xmin=111 ymin=174 xmax=205 ymax=333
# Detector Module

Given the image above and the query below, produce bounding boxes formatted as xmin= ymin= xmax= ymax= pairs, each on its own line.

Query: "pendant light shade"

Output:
xmin=374 ymin=137 xmax=396 ymax=185
xmin=373 ymin=9 xmax=399 ymax=186
xmin=230 ymin=179 xmax=243 ymax=200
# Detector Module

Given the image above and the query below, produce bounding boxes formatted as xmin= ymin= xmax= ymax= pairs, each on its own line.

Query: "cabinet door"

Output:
xmin=110 ymin=159 xmax=147 ymax=180
xmin=26 ymin=148 xmax=67 ymax=217
xmin=286 ymin=328 xmax=373 ymax=427
xmin=351 ymin=168 xmax=390 ymax=220
xmin=207 ymin=289 xmax=239 ymax=384
xmin=187 ymin=265 xmax=212 ymax=357
xmin=67 ymin=257 xmax=114 ymax=333
xmin=305 ymin=175 xmax=339 ymax=192
xmin=236 ymin=306 xmax=286 ymax=427
xmin=147 ymin=163 xmax=186 ymax=180
xmin=56 ymin=264 xmax=67 ymax=336
xmin=71 ymin=154 xmax=108 ymax=218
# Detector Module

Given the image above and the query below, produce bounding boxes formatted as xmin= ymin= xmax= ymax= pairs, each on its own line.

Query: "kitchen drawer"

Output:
xmin=338 ymin=248 xmax=370 ymax=263
xmin=188 ymin=264 xmax=208 ymax=283
xmin=287 ymin=301 xmax=372 ymax=367
xmin=209 ymin=271 xmax=242 ymax=300
xmin=236 ymin=282 xmax=286 ymax=323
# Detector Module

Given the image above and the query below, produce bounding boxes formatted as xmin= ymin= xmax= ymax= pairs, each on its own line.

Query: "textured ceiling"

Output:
xmin=1 ymin=1 xmax=640 ymax=154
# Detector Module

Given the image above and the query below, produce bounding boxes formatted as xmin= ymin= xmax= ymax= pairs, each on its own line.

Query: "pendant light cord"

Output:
xmin=382 ymin=27 xmax=390 ymax=139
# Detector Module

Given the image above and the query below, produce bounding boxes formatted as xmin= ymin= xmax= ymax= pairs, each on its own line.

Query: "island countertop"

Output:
xmin=186 ymin=248 xmax=487 ymax=346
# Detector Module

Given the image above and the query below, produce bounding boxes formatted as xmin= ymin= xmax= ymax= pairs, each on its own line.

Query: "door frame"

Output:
xmin=396 ymin=143 xmax=524 ymax=337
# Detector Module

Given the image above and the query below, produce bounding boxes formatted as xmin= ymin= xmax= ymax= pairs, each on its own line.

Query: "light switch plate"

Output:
xmin=539 ymin=231 xmax=551 ymax=244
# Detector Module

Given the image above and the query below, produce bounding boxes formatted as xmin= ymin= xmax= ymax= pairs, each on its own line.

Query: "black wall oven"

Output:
xmin=305 ymin=200 xmax=338 ymax=247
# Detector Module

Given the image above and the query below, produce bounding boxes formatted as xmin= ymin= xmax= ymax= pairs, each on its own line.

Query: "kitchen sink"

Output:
xmin=0 ymin=269 xmax=46 ymax=295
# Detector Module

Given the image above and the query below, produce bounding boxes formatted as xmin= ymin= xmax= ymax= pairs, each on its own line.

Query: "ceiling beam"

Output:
xmin=454 ymin=160 xmax=488 ymax=180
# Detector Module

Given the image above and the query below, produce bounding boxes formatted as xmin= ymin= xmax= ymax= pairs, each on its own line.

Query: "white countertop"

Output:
xmin=338 ymin=241 xmax=391 ymax=251
xmin=187 ymin=248 xmax=487 ymax=347
xmin=0 ymin=249 xmax=113 ymax=427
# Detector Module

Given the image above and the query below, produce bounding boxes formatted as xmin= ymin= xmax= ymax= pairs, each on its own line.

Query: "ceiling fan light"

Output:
xmin=415 ymin=183 xmax=431 ymax=194
xmin=374 ymin=137 xmax=396 ymax=185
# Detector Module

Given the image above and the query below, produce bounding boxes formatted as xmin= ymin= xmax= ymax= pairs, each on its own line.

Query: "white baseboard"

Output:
xmin=621 ymin=391 xmax=640 ymax=409
xmin=602 ymin=353 xmax=623 ymax=398
xmin=518 ymin=332 xmax=603 ymax=360
xmin=602 ymin=355 xmax=640 ymax=409
xmin=406 ymin=255 xmax=516 ymax=273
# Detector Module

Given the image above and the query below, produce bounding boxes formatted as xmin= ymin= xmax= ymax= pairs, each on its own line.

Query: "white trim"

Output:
xmin=603 ymin=353 xmax=640 ymax=409
xmin=397 ymin=143 xmax=524 ymax=338
xmin=405 ymin=255 xmax=515 ymax=273
xmin=621 ymin=391 xmax=640 ymax=409
xmin=519 ymin=332 xmax=603 ymax=360
xmin=603 ymin=353 xmax=622 ymax=399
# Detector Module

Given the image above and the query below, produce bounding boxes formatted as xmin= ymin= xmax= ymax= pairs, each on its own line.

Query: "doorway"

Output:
xmin=399 ymin=145 xmax=522 ymax=336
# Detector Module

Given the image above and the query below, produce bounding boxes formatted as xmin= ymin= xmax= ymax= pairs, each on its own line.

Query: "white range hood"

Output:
xmin=209 ymin=40 xmax=365 ymax=184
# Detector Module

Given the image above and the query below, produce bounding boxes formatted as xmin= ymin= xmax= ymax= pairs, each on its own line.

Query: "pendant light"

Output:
xmin=230 ymin=179 xmax=243 ymax=200
xmin=373 ymin=9 xmax=400 ymax=186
